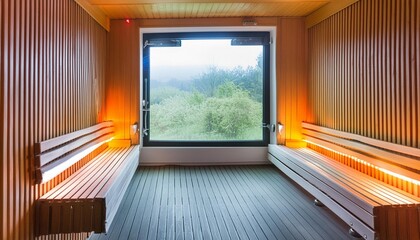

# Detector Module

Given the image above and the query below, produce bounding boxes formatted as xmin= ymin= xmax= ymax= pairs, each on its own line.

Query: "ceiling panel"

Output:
xmin=87 ymin=1 xmax=330 ymax=19
xmin=89 ymin=0 xmax=328 ymax=4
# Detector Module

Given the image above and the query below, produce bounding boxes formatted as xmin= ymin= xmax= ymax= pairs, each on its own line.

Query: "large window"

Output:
xmin=143 ymin=32 xmax=270 ymax=146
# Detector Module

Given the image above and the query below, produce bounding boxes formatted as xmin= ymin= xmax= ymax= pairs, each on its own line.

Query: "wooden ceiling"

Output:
xmin=83 ymin=0 xmax=330 ymax=19
xmin=75 ymin=0 xmax=359 ymax=31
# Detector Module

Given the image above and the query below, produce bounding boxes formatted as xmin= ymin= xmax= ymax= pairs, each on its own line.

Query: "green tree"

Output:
xmin=193 ymin=66 xmax=227 ymax=97
xmin=150 ymin=54 xmax=264 ymax=140
xmin=151 ymin=94 xmax=202 ymax=139
xmin=193 ymin=54 xmax=263 ymax=102
xmin=204 ymin=82 xmax=261 ymax=139
xmin=151 ymin=87 xmax=185 ymax=104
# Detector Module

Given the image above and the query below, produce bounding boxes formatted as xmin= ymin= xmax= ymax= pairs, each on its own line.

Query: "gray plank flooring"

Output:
xmin=90 ymin=165 xmax=351 ymax=240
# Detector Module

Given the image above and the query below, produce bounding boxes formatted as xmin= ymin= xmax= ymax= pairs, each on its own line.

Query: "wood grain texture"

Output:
xmin=0 ymin=0 xmax=4 ymax=238
xmin=302 ymin=122 xmax=420 ymax=158
xmin=75 ymin=0 xmax=110 ymax=31
xmin=276 ymin=18 xmax=308 ymax=143
xmin=106 ymin=20 xmax=140 ymax=144
xmin=1 ymin=0 xmax=107 ymax=239
xmin=76 ymin=0 xmax=331 ymax=21
xmin=269 ymin=145 xmax=420 ymax=240
xmin=307 ymin=0 xmax=420 ymax=150
xmin=106 ymin=17 xmax=274 ymax=145
xmin=90 ymin=0 xmax=329 ymax=4
xmin=98 ymin=2 xmax=327 ymax=19
xmin=107 ymin=17 xmax=307 ymax=146
xmin=301 ymin=123 xmax=420 ymax=197
xmin=91 ymin=166 xmax=351 ymax=240
xmin=305 ymin=0 xmax=359 ymax=28
xmin=35 ymin=121 xmax=113 ymax=155
xmin=37 ymin=146 xmax=140 ymax=235
xmin=307 ymin=143 xmax=420 ymax=198
xmin=136 ymin=17 xmax=278 ymax=27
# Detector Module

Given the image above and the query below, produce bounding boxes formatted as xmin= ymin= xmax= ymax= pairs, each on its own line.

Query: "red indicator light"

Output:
xmin=125 ymin=19 xmax=130 ymax=24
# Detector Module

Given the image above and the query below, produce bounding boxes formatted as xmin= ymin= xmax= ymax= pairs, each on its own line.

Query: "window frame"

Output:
xmin=142 ymin=31 xmax=271 ymax=147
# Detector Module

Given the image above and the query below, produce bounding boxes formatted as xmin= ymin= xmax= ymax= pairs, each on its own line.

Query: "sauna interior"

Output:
xmin=1 ymin=0 xmax=420 ymax=239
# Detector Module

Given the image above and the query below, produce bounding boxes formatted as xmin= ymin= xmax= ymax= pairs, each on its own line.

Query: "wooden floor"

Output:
xmin=90 ymin=165 xmax=351 ymax=240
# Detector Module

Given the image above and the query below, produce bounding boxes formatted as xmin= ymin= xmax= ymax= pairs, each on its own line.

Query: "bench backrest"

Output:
xmin=35 ymin=121 xmax=115 ymax=184
xmin=302 ymin=122 xmax=420 ymax=196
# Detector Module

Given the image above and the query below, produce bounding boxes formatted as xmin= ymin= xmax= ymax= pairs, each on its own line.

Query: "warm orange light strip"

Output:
xmin=41 ymin=137 xmax=114 ymax=184
xmin=304 ymin=140 xmax=420 ymax=187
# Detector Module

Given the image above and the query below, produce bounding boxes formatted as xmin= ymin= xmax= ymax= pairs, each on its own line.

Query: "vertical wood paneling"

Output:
xmin=308 ymin=0 xmax=420 ymax=149
xmin=1 ymin=0 xmax=107 ymax=239
xmin=106 ymin=19 xmax=140 ymax=145
xmin=107 ymin=17 xmax=307 ymax=146
xmin=307 ymin=143 xmax=420 ymax=198
xmin=0 ymin=0 xmax=4 ymax=238
xmin=277 ymin=18 xmax=308 ymax=143
xmin=106 ymin=17 xmax=276 ymax=146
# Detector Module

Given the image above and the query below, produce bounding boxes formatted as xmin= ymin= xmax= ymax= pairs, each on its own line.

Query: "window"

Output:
xmin=143 ymin=32 xmax=270 ymax=146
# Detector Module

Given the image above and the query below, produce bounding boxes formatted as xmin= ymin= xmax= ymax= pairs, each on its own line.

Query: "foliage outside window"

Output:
xmin=143 ymin=32 xmax=270 ymax=146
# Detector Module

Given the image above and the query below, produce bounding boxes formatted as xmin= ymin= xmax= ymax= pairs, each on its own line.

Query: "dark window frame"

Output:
xmin=142 ymin=31 xmax=271 ymax=147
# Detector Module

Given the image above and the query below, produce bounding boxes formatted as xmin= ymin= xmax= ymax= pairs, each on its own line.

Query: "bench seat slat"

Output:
xmin=83 ymin=147 xmax=136 ymax=199
xmin=272 ymin=146 xmax=382 ymax=211
xmin=40 ymin=148 xmax=119 ymax=200
xmin=35 ymin=121 xmax=142 ymax=236
xmin=35 ymin=121 xmax=114 ymax=154
xmin=96 ymin=146 xmax=139 ymax=198
xmin=40 ymin=149 xmax=115 ymax=199
xmin=269 ymin=144 xmax=420 ymax=240
xmin=282 ymin=146 xmax=420 ymax=205
xmin=64 ymin=148 xmax=127 ymax=199
xmin=297 ymin=150 xmax=394 ymax=204
xmin=304 ymin=149 xmax=420 ymax=204
xmin=291 ymin=148 xmax=393 ymax=206
xmin=100 ymin=146 xmax=139 ymax=230
xmin=37 ymin=132 xmax=114 ymax=184
xmin=295 ymin=149 xmax=419 ymax=205
xmin=37 ymin=127 xmax=115 ymax=167
xmin=268 ymin=151 xmax=377 ymax=227
xmin=304 ymin=135 xmax=420 ymax=180
xmin=302 ymin=122 xmax=420 ymax=161
xmin=269 ymin=146 xmax=379 ymax=227
xmin=267 ymin=153 xmax=377 ymax=240
xmin=302 ymin=129 xmax=419 ymax=169
xmin=37 ymin=145 xmax=140 ymax=235
xmin=43 ymin=148 xmax=128 ymax=200
xmin=302 ymin=149 xmax=420 ymax=205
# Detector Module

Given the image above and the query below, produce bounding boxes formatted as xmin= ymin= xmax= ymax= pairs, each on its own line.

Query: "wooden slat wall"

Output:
xmin=98 ymin=2 xmax=328 ymax=19
xmin=305 ymin=0 xmax=359 ymax=28
xmin=106 ymin=17 xmax=307 ymax=146
xmin=307 ymin=0 xmax=420 ymax=149
xmin=307 ymin=143 xmax=420 ymax=197
xmin=106 ymin=20 xmax=140 ymax=145
xmin=0 ymin=0 xmax=4 ymax=238
xmin=1 ymin=0 xmax=107 ymax=239
xmin=277 ymin=18 xmax=308 ymax=143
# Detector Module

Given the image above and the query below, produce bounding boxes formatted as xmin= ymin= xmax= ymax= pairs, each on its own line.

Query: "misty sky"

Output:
xmin=150 ymin=39 xmax=262 ymax=82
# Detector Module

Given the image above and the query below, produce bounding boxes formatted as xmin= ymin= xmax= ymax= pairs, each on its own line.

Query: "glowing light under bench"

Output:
xmin=304 ymin=140 xmax=420 ymax=187
xmin=41 ymin=137 xmax=114 ymax=184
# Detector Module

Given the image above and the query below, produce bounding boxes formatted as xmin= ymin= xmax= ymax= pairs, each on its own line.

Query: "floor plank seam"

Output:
xmin=91 ymin=165 xmax=351 ymax=240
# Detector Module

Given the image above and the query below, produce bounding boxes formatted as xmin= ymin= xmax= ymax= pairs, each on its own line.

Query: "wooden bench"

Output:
xmin=268 ymin=123 xmax=420 ymax=240
xmin=35 ymin=121 xmax=140 ymax=236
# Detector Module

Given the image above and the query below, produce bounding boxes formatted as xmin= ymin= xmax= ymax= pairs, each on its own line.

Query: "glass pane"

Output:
xmin=149 ymin=39 xmax=263 ymax=141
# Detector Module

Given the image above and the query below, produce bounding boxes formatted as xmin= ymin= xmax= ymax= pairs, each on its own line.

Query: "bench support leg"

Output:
xmin=349 ymin=228 xmax=362 ymax=239
xmin=313 ymin=199 xmax=324 ymax=207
